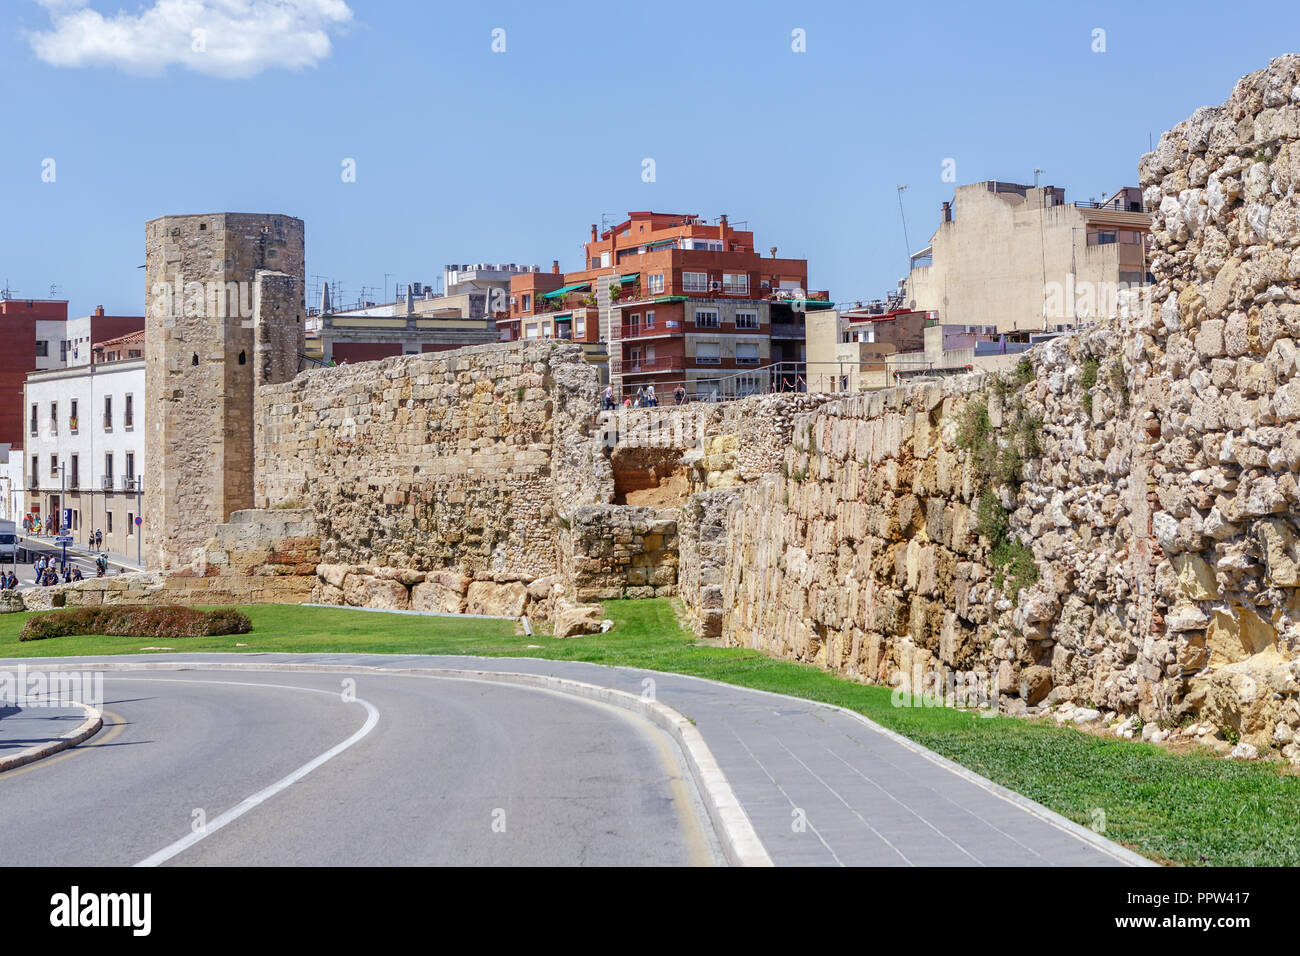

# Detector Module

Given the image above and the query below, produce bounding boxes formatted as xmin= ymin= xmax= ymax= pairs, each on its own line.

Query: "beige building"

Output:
xmin=905 ymin=182 xmax=1151 ymax=332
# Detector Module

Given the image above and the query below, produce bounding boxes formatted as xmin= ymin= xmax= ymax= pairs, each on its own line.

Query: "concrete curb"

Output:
xmin=66 ymin=660 xmax=773 ymax=868
xmin=0 ymin=702 xmax=102 ymax=774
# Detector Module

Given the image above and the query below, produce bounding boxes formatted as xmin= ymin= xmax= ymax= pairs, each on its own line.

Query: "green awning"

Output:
xmin=617 ymin=273 xmax=640 ymax=283
xmin=541 ymin=282 xmax=590 ymax=299
xmin=644 ymin=239 xmax=676 ymax=250
xmin=781 ymin=299 xmax=835 ymax=310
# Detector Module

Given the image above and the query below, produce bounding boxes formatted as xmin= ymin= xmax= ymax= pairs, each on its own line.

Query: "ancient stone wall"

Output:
xmin=254 ymin=341 xmax=611 ymax=581
xmin=715 ymin=57 xmax=1300 ymax=756
xmin=559 ymin=505 xmax=679 ymax=602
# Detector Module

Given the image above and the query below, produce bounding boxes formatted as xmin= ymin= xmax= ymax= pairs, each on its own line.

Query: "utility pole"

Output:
xmin=136 ymin=470 xmax=142 ymax=568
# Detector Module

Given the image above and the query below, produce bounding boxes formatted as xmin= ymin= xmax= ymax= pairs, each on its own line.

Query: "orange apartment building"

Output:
xmin=497 ymin=212 xmax=831 ymax=398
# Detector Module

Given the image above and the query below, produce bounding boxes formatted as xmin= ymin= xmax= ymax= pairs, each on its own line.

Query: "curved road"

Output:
xmin=0 ymin=653 xmax=1150 ymax=867
xmin=0 ymin=669 xmax=721 ymax=866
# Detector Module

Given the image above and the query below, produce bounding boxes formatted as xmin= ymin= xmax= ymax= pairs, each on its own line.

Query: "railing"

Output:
xmin=68 ymin=475 xmax=79 ymax=489
xmin=101 ymin=476 xmax=113 ymax=490
xmin=103 ymin=415 xmax=112 ymax=431
xmin=619 ymin=323 xmax=680 ymax=339
xmin=69 ymin=417 xmax=78 ymax=432
xmin=619 ymin=356 xmax=684 ymax=374
xmin=121 ymin=476 xmax=138 ymax=491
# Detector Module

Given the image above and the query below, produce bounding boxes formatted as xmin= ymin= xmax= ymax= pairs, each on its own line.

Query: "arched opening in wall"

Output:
xmin=238 ymin=350 xmax=246 ymax=365
xmin=610 ymin=445 xmax=687 ymax=506
xmin=191 ymin=353 xmax=199 ymax=366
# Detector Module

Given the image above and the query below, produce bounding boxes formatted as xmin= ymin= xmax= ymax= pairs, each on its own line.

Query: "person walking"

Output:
xmin=95 ymin=529 xmax=103 ymax=550
xmin=645 ymin=384 xmax=658 ymax=407
xmin=674 ymin=384 xmax=686 ymax=405
xmin=636 ymin=385 xmax=646 ymax=407
xmin=602 ymin=384 xmax=614 ymax=410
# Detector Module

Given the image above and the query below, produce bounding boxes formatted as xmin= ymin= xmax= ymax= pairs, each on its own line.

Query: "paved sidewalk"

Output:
xmin=0 ymin=704 xmax=88 ymax=757
xmin=12 ymin=652 xmax=1148 ymax=866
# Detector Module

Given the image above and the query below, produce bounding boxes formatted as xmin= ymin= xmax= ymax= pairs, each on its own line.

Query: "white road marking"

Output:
xmin=121 ymin=677 xmax=380 ymax=867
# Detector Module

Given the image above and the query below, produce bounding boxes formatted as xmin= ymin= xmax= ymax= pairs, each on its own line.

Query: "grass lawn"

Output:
xmin=3 ymin=597 xmax=1297 ymax=866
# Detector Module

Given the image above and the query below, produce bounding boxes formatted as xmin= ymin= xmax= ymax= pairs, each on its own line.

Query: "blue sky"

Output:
xmin=1 ymin=0 xmax=1296 ymax=317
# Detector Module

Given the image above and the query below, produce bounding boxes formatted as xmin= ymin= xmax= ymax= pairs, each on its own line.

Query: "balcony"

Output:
xmin=620 ymin=322 xmax=682 ymax=339
xmin=621 ymin=356 xmax=684 ymax=374
xmin=69 ymin=417 xmax=79 ymax=433
xmin=121 ymin=476 xmax=138 ymax=492
xmin=101 ymin=476 xmax=114 ymax=490
xmin=28 ymin=475 xmax=38 ymax=490
xmin=103 ymin=416 xmax=113 ymax=432
xmin=68 ymin=475 xmax=79 ymax=489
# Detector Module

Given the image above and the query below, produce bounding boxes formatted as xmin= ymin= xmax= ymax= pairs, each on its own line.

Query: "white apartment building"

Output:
xmin=23 ymin=356 xmax=147 ymax=563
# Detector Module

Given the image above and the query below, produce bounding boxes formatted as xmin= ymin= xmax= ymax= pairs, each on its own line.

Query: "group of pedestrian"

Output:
xmin=598 ymin=383 xmax=688 ymax=409
xmin=0 ymin=571 xmax=17 ymax=590
xmin=30 ymin=553 xmax=88 ymax=587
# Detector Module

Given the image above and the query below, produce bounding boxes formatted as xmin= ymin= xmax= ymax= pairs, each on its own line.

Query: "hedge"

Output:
xmin=19 ymin=606 xmax=253 ymax=642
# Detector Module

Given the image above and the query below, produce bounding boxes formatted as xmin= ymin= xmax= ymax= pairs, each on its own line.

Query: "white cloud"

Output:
xmin=28 ymin=0 xmax=354 ymax=78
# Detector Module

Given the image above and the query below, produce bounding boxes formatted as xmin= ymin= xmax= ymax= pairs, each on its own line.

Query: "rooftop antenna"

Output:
xmin=1033 ymin=167 xmax=1044 ymax=187
xmin=896 ymin=185 xmax=912 ymax=272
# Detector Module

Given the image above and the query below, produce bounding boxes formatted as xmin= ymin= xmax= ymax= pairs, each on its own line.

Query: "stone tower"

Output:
xmin=144 ymin=213 xmax=306 ymax=570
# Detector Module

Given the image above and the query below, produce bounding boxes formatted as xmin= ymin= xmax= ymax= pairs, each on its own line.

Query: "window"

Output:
xmin=50 ymin=401 xmax=58 ymax=435
xmin=29 ymin=404 xmax=37 ymax=436
xmin=644 ymin=310 xmax=655 ymax=328
xmin=736 ymin=343 xmax=760 ymax=365
xmin=107 ymin=511 xmax=113 ymax=534
xmin=629 ymin=348 xmax=641 ymax=369
xmin=521 ymin=294 xmax=530 ymax=313
xmin=683 ymin=272 xmax=709 ymax=293
xmin=629 ymin=313 xmax=640 ymax=335
xmin=104 ymin=395 xmax=112 ymax=430
xmin=35 ymin=340 xmax=48 ymax=357
xmin=105 ymin=453 xmax=113 ymax=487
xmin=49 ymin=455 xmax=58 ymax=477
xmin=60 ymin=340 xmax=68 ymax=362
xmin=695 ymin=342 xmax=721 ymax=364
xmin=695 ymin=309 xmax=720 ymax=328
xmin=647 ymin=273 xmax=664 ymax=294
xmin=70 ymin=399 xmax=78 ymax=432
xmin=70 ymin=454 xmax=79 ymax=488
xmin=723 ymin=273 xmax=749 ymax=295
xmin=30 ymin=456 xmax=37 ymax=488
xmin=126 ymin=452 xmax=135 ymax=485
xmin=525 ymin=323 xmax=539 ymax=339
xmin=127 ymin=512 xmax=135 ymax=536
xmin=736 ymin=311 xmax=759 ymax=329
xmin=600 ymin=251 xmax=611 ymax=268
xmin=575 ymin=315 xmax=585 ymax=338
xmin=125 ymin=394 xmax=134 ymax=428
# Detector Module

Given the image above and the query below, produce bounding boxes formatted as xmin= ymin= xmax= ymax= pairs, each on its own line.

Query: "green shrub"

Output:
xmin=976 ymin=488 xmax=1007 ymax=541
xmin=991 ymin=538 xmax=1039 ymax=595
xmin=1014 ymin=357 xmax=1034 ymax=385
xmin=1080 ymin=357 xmax=1100 ymax=390
xmin=20 ymin=605 xmax=253 ymax=642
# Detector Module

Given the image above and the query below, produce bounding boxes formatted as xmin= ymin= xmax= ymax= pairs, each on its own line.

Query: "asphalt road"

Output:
xmin=0 ymin=669 xmax=721 ymax=866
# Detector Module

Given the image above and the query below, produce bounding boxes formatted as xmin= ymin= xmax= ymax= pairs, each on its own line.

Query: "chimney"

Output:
xmin=405 ymin=284 xmax=415 ymax=315
xmin=942 ymin=201 xmax=952 ymax=223
xmin=552 ymin=260 xmax=560 ymax=274
xmin=94 ymin=305 xmax=105 ymax=317
xmin=591 ymin=224 xmax=598 ymax=242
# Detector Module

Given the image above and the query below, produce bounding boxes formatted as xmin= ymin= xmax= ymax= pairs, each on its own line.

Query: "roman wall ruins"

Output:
xmin=705 ymin=55 xmax=1300 ymax=754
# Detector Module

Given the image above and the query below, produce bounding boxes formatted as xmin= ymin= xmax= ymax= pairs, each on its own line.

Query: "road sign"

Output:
xmin=54 ymin=535 xmax=74 ymax=546
xmin=135 ymin=516 xmax=142 ymax=526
